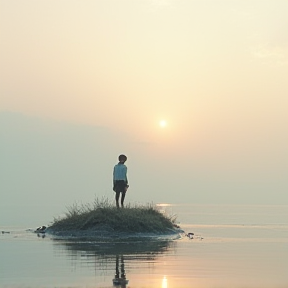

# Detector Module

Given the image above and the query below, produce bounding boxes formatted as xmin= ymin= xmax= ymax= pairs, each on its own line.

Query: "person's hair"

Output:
xmin=118 ymin=154 xmax=127 ymax=162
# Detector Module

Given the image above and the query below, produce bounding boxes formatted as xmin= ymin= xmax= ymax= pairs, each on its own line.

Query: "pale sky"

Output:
xmin=1 ymin=0 xmax=288 ymax=225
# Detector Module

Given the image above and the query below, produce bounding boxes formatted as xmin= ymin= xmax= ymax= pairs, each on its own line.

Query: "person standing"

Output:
xmin=113 ymin=154 xmax=129 ymax=208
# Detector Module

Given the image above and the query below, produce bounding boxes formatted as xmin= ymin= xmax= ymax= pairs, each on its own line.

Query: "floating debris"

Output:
xmin=35 ymin=226 xmax=47 ymax=233
xmin=186 ymin=232 xmax=194 ymax=239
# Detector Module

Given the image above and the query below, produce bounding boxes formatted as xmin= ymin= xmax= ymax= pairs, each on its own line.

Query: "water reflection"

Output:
xmin=52 ymin=239 xmax=175 ymax=287
xmin=162 ymin=275 xmax=168 ymax=288
xmin=113 ymin=255 xmax=128 ymax=287
xmin=54 ymin=239 xmax=174 ymax=260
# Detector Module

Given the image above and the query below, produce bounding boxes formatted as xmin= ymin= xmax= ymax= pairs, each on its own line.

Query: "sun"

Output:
xmin=159 ymin=120 xmax=167 ymax=128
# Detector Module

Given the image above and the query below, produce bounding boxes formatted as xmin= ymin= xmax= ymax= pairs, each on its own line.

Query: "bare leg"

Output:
xmin=115 ymin=191 xmax=120 ymax=208
xmin=121 ymin=192 xmax=126 ymax=207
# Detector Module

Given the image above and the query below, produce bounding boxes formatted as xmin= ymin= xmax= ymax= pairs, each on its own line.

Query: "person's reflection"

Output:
xmin=113 ymin=254 xmax=129 ymax=287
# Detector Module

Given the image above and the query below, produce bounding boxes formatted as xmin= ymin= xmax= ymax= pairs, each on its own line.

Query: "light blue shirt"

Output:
xmin=113 ymin=163 xmax=128 ymax=183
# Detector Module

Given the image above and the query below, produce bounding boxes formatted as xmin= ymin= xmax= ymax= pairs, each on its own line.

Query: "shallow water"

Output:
xmin=1 ymin=204 xmax=288 ymax=288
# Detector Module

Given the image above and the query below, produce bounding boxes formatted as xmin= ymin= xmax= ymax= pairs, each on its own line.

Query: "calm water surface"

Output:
xmin=1 ymin=204 xmax=288 ymax=288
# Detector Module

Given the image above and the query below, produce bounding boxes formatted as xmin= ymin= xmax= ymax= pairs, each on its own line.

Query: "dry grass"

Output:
xmin=51 ymin=198 xmax=176 ymax=233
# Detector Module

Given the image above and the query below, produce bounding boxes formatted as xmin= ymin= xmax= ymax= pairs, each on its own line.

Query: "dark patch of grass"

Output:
xmin=51 ymin=198 xmax=176 ymax=233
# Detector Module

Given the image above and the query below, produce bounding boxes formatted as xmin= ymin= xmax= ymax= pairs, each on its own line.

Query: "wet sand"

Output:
xmin=46 ymin=226 xmax=183 ymax=241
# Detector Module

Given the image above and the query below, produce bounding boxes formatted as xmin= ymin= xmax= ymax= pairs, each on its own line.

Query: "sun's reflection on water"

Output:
xmin=162 ymin=275 xmax=168 ymax=288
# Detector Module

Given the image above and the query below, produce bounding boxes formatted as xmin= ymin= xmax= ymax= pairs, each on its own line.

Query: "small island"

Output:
xmin=46 ymin=199 xmax=183 ymax=240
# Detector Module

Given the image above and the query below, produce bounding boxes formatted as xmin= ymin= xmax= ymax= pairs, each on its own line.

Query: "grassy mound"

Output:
xmin=50 ymin=198 xmax=177 ymax=234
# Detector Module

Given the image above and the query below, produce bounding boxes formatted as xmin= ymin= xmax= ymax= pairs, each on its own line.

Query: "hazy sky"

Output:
xmin=1 ymin=0 xmax=288 ymax=225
